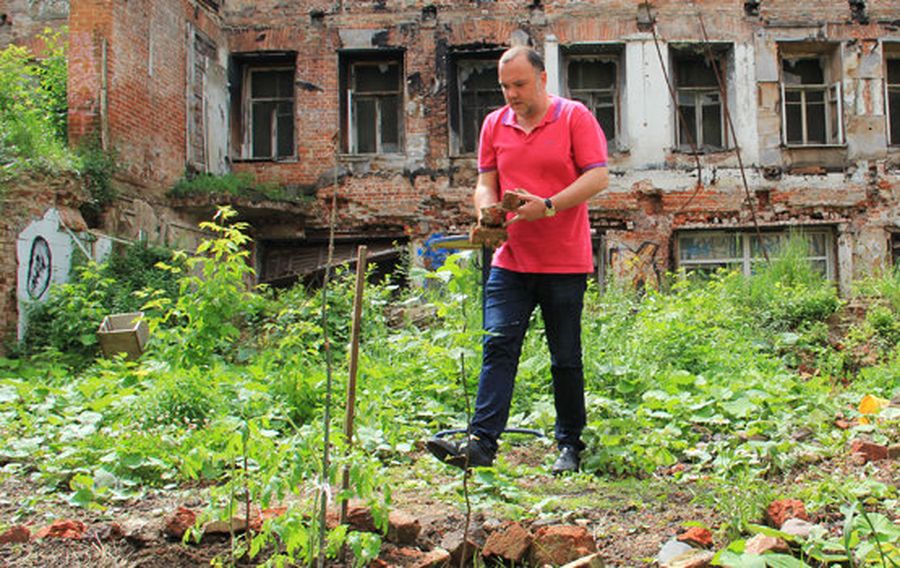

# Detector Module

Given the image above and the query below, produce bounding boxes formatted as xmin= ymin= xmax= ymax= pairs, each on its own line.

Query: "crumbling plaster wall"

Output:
xmin=0 ymin=0 xmax=68 ymax=51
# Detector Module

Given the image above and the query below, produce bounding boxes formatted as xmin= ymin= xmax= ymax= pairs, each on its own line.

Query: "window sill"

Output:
xmin=338 ymin=152 xmax=407 ymax=160
xmin=782 ymin=144 xmax=847 ymax=149
xmin=232 ymin=156 xmax=298 ymax=164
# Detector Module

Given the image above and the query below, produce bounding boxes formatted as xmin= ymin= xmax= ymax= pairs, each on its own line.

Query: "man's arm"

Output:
xmin=473 ymin=170 xmax=500 ymax=222
xmin=507 ymin=166 xmax=608 ymax=224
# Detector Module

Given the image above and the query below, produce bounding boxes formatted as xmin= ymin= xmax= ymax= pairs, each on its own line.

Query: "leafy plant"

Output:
xmin=0 ymin=27 xmax=74 ymax=176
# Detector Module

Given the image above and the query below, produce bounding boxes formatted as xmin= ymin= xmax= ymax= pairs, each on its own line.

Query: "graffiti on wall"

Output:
xmin=609 ymin=241 xmax=661 ymax=292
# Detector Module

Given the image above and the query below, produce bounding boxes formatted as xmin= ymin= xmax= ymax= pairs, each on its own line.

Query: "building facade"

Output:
xmin=8 ymin=0 xmax=900 ymax=294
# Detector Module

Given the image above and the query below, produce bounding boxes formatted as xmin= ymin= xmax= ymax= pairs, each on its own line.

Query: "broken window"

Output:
xmin=451 ymin=57 xmax=505 ymax=155
xmin=340 ymin=53 xmax=404 ymax=154
xmin=780 ymin=53 xmax=843 ymax=146
xmin=672 ymin=48 xmax=728 ymax=152
xmin=676 ymin=229 xmax=835 ymax=279
xmin=566 ymin=56 xmax=618 ymax=147
xmin=243 ymin=67 xmax=295 ymax=159
xmin=888 ymin=58 xmax=900 ymax=146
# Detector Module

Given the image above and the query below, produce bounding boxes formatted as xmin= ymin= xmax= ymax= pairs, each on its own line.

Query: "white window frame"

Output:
xmin=779 ymin=55 xmax=844 ymax=147
xmin=242 ymin=66 xmax=295 ymax=159
xmin=346 ymin=59 xmax=404 ymax=155
xmin=673 ymin=56 xmax=729 ymax=151
xmin=676 ymin=228 xmax=836 ymax=280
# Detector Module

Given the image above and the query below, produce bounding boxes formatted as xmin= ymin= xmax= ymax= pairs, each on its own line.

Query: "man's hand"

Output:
xmin=505 ymin=189 xmax=549 ymax=225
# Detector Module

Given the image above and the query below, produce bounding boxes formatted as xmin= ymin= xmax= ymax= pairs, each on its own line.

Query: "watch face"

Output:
xmin=27 ymin=236 xmax=52 ymax=300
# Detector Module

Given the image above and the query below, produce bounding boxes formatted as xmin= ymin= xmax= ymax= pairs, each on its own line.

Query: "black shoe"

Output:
xmin=551 ymin=446 xmax=580 ymax=475
xmin=426 ymin=436 xmax=494 ymax=469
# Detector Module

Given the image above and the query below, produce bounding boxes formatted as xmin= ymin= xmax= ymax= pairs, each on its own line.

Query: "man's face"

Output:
xmin=498 ymin=54 xmax=547 ymax=121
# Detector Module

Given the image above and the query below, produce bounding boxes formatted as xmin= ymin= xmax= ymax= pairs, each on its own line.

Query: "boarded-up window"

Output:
xmin=246 ymin=68 xmax=295 ymax=159
xmin=567 ymin=58 xmax=617 ymax=147
xmin=673 ymin=51 xmax=726 ymax=151
xmin=340 ymin=53 xmax=404 ymax=154
xmin=781 ymin=54 xmax=843 ymax=146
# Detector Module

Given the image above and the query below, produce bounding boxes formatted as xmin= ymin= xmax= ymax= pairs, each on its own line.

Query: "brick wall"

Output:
xmin=60 ymin=0 xmax=900 ymax=289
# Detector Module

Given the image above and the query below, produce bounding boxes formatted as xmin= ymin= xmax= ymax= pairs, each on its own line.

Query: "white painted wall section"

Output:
xmin=625 ymin=41 xmax=669 ymax=167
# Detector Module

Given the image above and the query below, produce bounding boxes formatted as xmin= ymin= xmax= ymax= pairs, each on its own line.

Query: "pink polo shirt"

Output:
xmin=478 ymin=95 xmax=608 ymax=274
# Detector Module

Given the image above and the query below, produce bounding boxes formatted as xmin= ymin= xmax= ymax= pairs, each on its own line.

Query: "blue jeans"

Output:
xmin=470 ymin=267 xmax=588 ymax=453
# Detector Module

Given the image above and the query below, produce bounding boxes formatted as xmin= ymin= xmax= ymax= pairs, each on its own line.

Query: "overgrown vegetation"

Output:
xmin=169 ymin=172 xmax=301 ymax=203
xmin=0 ymin=28 xmax=73 ymax=178
xmin=0 ymin=213 xmax=896 ymax=565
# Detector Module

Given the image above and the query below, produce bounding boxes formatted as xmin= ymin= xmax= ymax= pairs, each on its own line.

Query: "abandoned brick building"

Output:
xmin=2 ymin=0 xmax=900 ymax=345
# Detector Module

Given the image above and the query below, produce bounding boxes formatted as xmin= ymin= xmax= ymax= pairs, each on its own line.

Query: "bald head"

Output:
xmin=499 ymin=46 xmax=544 ymax=73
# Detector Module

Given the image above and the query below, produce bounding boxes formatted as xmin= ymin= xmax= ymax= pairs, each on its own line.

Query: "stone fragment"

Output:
xmin=561 ymin=552 xmax=605 ymax=567
xmin=766 ymin=499 xmax=808 ymax=527
xmin=412 ymin=547 xmax=451 ymax=568
xmin=677 ymin=526 xmax=713 ymax=548
xmin=501 ymin=191 xmax=526 ymax=210
xmin=744 ymin=534 xmax=790 ymax=554
xmin=83 ymin=522 xmax=123 ymax=542
xmin=657 ymin=538 xmax=695 ymax=566
xmin=121 ymin=518 xmax=159 ymax=547
xmin=35 ymin=519 xmax=86 ymax=539
xmin=780 ymin=518 xmax=814 ymax=539
xmin=531 ymin=525 xmax=597 ymax=567
xmin=0 ymin=524 xmax=31 ymax=544
xmin=346 ymin=505 xmax=377 ymax=533
xmin=470 ymin=225 xmax=507 ymax=248
xmin=479 ymin=204 xmax=506 ymax=227
xmin=204 ymin=516 xmax=249 ymax=535
xmin=482 ymin=521 xmax=532 ymax=563
xmin=667 ymin=549 xmax=714 ymax=568
xmin=388 ymin=510 xmax=421 ymax=545
xmin=163 ymin=506 xmax=196 ymax=539
xmin=850 ymin=439 xmax=889 ymax=462
xmin=441 ymin=530 xmax=480 ymax=567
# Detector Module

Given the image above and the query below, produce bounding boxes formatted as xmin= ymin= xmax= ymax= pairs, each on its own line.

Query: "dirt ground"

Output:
xmin=0 ymin=441 xmax=896 ymax=567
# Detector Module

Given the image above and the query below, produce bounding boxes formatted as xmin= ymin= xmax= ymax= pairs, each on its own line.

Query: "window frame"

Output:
xmin=675 ymin=228 xmax=836 ymax=280
xmin=450 ymin=52 xmax=504 ymax=157
xmin=341 ymin=54 xmax=405 ymax=155
xmin=671 ymin=47 xmax=731 ymax=153
xmin=779 ymin=49 xmax=845 ymax=147
xmin=886 ymin=55 xmax=900 ymax=147
xmin=241 ymin=65 xmax=296 ymax=160
xmin=563 ymin=51 xmax=621 ymax=150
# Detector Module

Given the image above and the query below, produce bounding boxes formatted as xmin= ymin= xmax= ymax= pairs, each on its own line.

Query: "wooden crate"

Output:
xmin=97 ymin=312 xmax=149 ymax=360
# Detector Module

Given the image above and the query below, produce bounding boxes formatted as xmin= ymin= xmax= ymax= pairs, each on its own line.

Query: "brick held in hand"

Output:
xmin=480 ymin=204 xmax=506 ymax=228
xmin=470 ymin=225 xmax=508 ymax=248
xmin=501 ymin=191 xmax=526 ymax=211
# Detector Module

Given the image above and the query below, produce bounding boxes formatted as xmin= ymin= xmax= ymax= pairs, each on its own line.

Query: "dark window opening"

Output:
xmin=340 ymin=52 xmax=404 ymax=154
xmin=231 ymin=53 xmax=296 ymax=161
xmin=888 ymin=58 xmax=900 ymax=146
xmin=566 ymin=57 xmax=617 ymax=147
xmin=673 ymin=50 xmax=727 ymax=152
xmin=450 ymin=53 xmax=504 ymax=155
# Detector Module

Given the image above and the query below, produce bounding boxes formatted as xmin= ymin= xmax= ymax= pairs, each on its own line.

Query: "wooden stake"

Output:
xmin=340 ymin=245 xmax=367 ymax=524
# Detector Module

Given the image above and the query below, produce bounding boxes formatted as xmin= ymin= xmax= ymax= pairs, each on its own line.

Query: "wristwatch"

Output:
xmin=543 ymin=197 xmax=556 ymax=217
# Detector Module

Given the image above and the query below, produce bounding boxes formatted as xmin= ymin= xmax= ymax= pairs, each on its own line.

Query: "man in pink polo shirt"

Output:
xmin=428 ymin=45 xmax=608 ymax=473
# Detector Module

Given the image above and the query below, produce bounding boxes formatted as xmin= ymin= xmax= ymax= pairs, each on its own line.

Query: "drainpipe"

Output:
xmin=100 ymin=38 xmax=109 ymax=151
